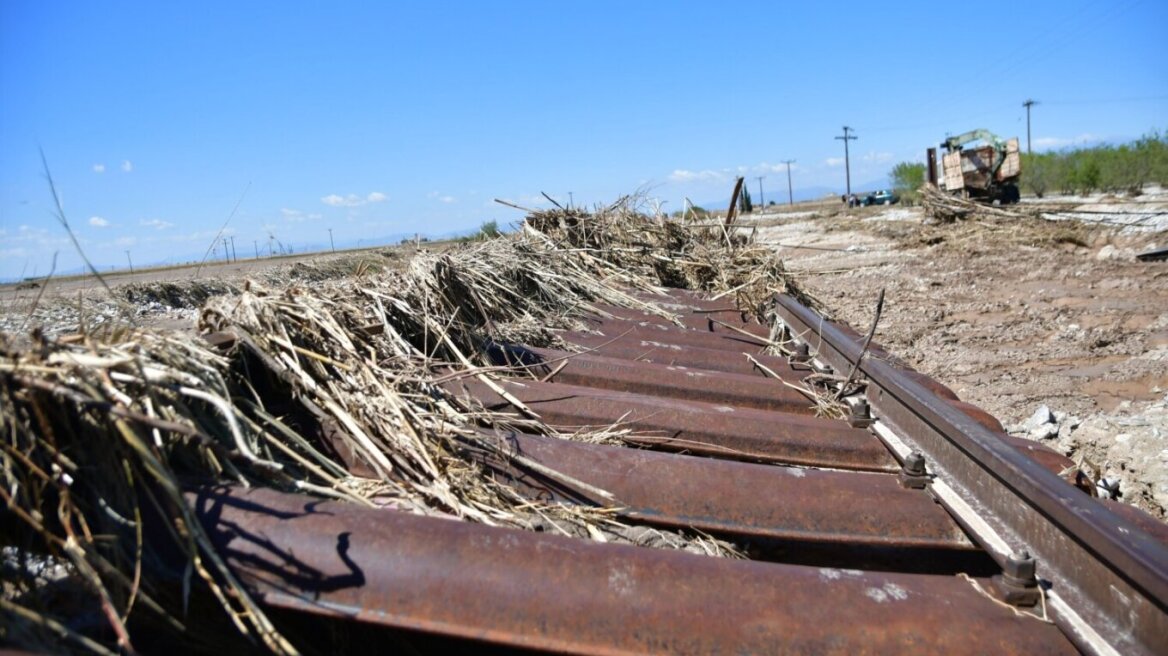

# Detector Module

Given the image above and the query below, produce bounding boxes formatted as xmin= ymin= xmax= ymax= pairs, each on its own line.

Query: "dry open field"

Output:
xmin=743 ymin=189 xmax=1168 ymax=517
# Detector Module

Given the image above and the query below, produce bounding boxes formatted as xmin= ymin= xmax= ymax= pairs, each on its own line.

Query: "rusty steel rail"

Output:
xmin=190 ymin=486 xmax=1074 ymax=655
xmin=481 ymin=430 xmax=975 ymax=551
xmin=774 ymin=293 xmax=1168 ymax=655
xmin=446 ymin=378 xmax=896 ymax=471
xmin=488 ymin=343 xmax=816 ymax=413
xmin=570 ymin=317 xmax=772 ymax=353
xmin=585 ymin=302 xmax=772 ymax=337
xmin=557 ymin=331 xmax=799 ymax=376
xmin=191 ymin=288 xmax=1166 ymax=654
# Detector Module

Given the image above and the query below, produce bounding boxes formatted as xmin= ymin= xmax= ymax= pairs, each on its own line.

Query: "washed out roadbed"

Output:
xmin=746 ymin=195 xmax=1168 ymax=519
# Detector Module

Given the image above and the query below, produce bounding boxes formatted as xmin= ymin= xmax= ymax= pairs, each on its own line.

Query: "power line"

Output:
xmin=835 ymin=126 xmax=858 ymax=197
xmin=1042 ymin=94 xmax=1168 ymax=106
xmin=859 ymin=93 xmax=1168 ymax=136
xmin=855 ymin=0 xmax=1140 ymax=142
xmin=1023 ymin=99 xmax=1039 ymax=154
xmin=781 ymin=160 xmax=795 ymax=206
xmin=857 ymin=101 xmax=1018 ymax=134
xmin=754 ymin=176 xmax=765 ymax=208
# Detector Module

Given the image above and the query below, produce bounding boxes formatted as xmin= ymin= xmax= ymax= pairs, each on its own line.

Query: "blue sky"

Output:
xmin=2 ymin=1 xmax=1165 ymax=280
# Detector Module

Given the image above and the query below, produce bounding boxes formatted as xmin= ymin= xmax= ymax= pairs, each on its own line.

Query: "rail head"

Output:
xmin=774 ymin=293 xmax=1168 ymax=656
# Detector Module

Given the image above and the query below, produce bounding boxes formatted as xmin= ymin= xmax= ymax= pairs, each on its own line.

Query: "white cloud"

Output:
xmin=140 ymin=218 xmax=174 ymax=230
xmin=825 ymin=157 xmax=845 ymax=167
xmin=7 ymin=225 xmax=71 ymax=251
xmin=321 ymin=194 xmax=353 ymax=207
xmin=281 ymin=208 xmax=323 ymax=222
xmin=428 ymin=191 xmax=456 ymax=203
xmin=321 ymin=191 xmax=388 ymax=207
xmin=92 ymin=163 xmax=106 ymax=174
xmin=753 ymin=162 xmax=787 ymax=174
xmin=88 ymin=216 xmax=109 ymax=227
xmin=114 ymin=236 xmax=137 ymax=247
xmin=163 ymin=228 xmax=235 ymax=244
xmin=861 ymin=151 xmax=894 ymax=163
xmin=121 ymin=160 xmax=133 ymax=172
xmin=668 ymin=169 xmax=726 ymax=183
xmin=669 ymin=162 xmax=804 ymax=183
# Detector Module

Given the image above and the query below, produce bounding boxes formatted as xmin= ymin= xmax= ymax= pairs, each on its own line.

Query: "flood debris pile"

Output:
xmin=918 ymin=184 xmax=1104 ymax=251
xmin=921 ymin=184 xmax=1036 ymax=223
xmin=1 ymin=198 xmax=807 ymax=653
xmin=526 ymin=197 xmax=799 ymax=311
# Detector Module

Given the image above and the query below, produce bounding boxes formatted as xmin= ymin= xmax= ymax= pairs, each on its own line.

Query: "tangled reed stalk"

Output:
xmin=2 ymin=197 xmax=810 ymax=653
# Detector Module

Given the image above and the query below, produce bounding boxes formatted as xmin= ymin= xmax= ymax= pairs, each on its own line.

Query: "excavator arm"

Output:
xmin=941 ymin=128 xmax=1004 ymax=153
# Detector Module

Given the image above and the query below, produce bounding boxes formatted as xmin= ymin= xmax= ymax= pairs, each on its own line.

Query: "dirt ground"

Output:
xmin=745 ymin=192 xmax=1168 ymax=519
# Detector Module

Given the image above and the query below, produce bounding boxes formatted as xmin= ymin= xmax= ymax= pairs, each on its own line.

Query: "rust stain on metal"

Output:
xmin=559 ymin=331 xmax=799 ymax=377
xmin=190 ymin=486 xmax=1076 ymax=655
xmin=571 ymin=316 xmax=772 ymax=352
xmin=489 ymin=343 xmax=815 ymax=414
xmin=447 ymin=378 xmax=896 ymax=471
xmin=484 ymin=431 xmax=975 ymax=549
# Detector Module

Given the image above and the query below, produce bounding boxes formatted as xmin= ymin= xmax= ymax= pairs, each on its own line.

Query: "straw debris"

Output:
xmin=2 ymin=198 xmax=815 ymax=652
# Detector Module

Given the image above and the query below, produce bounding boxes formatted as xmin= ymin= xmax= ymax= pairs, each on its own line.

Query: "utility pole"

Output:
xmin=328 ymin=228 xmax=335 ymax=252
xmin=1022 ymin=99 xmax=1038 ymax=154
xmin=229 ymin=236 xmax=237 ymax=262
xmin=754 ymin=176 xmax=766 ymax=208
xmin=223 ymin=238 xmax=230 ymax=262
xmin=568 ymin=192 xmax=574 ymax=209
xmin=254 ymin=240 xmax=259 ymax=260
xmin=125 ymin=250 xmax=134 ymax=274
xmin=782 ymin=159 xmax=796 ymax=206
xmin=836 ymin=126 xmax=858 ymax=197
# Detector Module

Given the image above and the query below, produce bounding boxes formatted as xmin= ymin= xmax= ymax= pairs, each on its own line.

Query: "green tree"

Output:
xmin=889 ymin=161 xmax=926 ymax=204
xmin=1077 ymin=157 xmax=1102 ymax=195
xmin=890 ymin=162 xmax=925 ymax=191
xmin=1021 ymin=152 xmax=1051 ymax=198
xmin=477 ymin=220 xmax=500 ymax=240
xmin=1018 ymin=130 xmax=1167 ymax=196
xmin=738 ymin=186 xmax=753 ymax=214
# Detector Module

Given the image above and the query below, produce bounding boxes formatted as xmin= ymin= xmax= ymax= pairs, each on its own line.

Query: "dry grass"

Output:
xmin=1 ymin=197 xmax=819 ymax=653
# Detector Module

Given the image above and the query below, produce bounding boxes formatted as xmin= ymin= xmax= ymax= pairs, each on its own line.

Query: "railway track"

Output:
xmin=196 ymin=289 xmax=1168 ymax=655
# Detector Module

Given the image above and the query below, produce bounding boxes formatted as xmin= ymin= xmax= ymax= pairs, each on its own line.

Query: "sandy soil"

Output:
xmin=745 ymin=193 xmax=1168 ymax=518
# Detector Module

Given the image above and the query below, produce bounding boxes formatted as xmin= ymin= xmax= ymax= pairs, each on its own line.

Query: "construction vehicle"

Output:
xmin=929 ymin=128 xmax=1022 ymax=204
